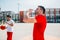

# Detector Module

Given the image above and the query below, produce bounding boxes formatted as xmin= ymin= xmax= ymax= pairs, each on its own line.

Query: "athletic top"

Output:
xmin=6 ymin=19 xmax=15 ymax=32
xmin=33 ymin=15 xmax=47 ymax=40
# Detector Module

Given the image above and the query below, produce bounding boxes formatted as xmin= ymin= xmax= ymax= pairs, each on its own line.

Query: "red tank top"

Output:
xmin=33 ymin=15 xmax=47 ymax=40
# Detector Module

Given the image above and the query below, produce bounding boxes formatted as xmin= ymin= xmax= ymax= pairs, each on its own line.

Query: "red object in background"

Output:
xmin=20 ymin=11 xmax=24 ymax=22
xmin=0 ymin=25 xmax=6 ymax=30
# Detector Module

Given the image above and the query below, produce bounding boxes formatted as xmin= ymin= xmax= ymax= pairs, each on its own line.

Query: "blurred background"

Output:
xmin=0 ymin=0 xmax=60 ymax=23
xmin=0 ymin=0 xmax=60 ymax=40
xmin=0 ymin=8 xmax=60 ymax=23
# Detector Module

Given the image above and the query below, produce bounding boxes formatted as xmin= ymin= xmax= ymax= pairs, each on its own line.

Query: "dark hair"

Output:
xmin=38 ymin=6 xmax=45 ymax=14
xmin=7 ymin=15 xmax=11 ymax=18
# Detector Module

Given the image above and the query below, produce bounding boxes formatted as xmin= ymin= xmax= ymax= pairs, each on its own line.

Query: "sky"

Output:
xmin=0 ymin=0 xmax=60 ymax=13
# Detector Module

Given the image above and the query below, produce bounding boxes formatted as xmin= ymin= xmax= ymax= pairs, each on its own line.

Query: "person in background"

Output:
xmin=23 ymin=6 xmax=47 ymax=40
xmin=6 ymin=15 xmax=15 ymax=40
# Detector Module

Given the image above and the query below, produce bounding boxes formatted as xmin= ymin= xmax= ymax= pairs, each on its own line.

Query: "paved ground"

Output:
xmin=0 ymin=23 xmax=60 ymax=40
